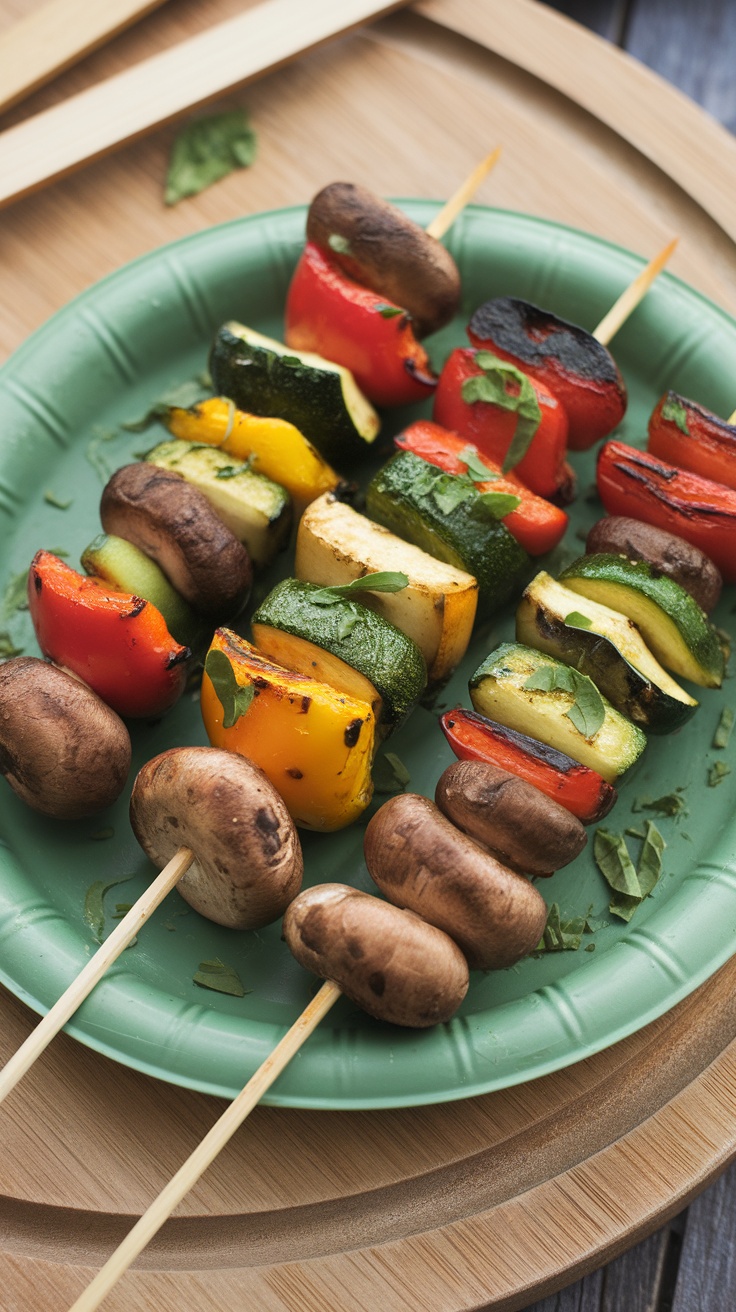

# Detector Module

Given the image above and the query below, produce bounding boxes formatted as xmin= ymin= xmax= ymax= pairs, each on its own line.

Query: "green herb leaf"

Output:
xmin=708 ymin=760 xmax=731 ymax=787
xmin=564 ymin=611 xmax=593 ymax=630
xmin=461 ymin=351 xmax=542 ymax=473
xmin=84 ymin=878 xmax=133 ymax=943
xmin=431 ymin=473 xmax=477 ymax=516
xmin=475 ymin=491 xmax=521 ymax=520
xmin=193 ymin=957 xmax=248 ymax=997
xmin=0 ymin=632 xmax=23 ymax=659
xmin=328 ymin=233 xmax=352 ymax=256
xmin=459 ymin=445 xmax=499 ymax=482
xmin=165 ymin=110 xmax=257 ymax=205
xmin=594 ymin=829 xmax=640 ymax=899
xmin=375 ymin=303 xmax=404 ymax=318
xmin=113 ymin=903 xmax=134 ymax=919
xmin=337 ymin=608 xmax=360 ymax=640
xmin=637 ymin=821 xmax=666 ymax=898
xmin=44 ymin=490 xmax=72 ymax=510
xmin=88 ymin=827 xmax=115 ymax=842
xmin=523 ymin=664 xmax=604 ymax=740
xmin=123 ymin=377 xmax=213 ymax=432
xmin=713 ymin=706 xmax=734 ymax=749
xmin=2 ymin=569 xmax=28 ymax=621
xmin=309 ymin=572 xmax=409 ymax=605
xmin=594 ymin=824 xmax=665 ymax=923
xmin=214 ymin=463 xmax=251 ymax=480
xmin=661 ymin=396 xmax=690 ymax=435
xmin=535 ymin=902 xmax=597 ymax=953
xmin=632 ymin=792 xmax=688 ymax=818
xmin=204 ymin=649 xmax=255 ymax=729
xmin=372 ymin=751 xmax=411 ymax=794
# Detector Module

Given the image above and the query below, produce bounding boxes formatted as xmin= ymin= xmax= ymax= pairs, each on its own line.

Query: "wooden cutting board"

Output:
xmin=2 ymin=2 xmax=736 ymax=1308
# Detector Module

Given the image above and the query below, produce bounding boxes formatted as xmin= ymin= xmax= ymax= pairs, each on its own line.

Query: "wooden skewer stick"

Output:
xmin=0 ymin=846 xmax=194 ymax=1107
xmin=592 ymin=237 xmax=679 ymax=346
xmin=68 ymin=978 xmax=342 ymax=1312
xmin=425 ymin=146 xmax=502 ymax=240
xmin=726 ymin=408 xmax=736 ymax=425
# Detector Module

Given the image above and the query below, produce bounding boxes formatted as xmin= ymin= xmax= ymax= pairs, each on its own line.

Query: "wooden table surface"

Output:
xmin=532 ymin=10 xmax=736 ymax=1312
xmin=1 ymin=2 xmax=736 ymax=1310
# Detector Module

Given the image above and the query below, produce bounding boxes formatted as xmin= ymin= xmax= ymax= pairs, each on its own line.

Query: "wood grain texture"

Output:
xmin=1 ymin=3 xmax=736 ymax=1310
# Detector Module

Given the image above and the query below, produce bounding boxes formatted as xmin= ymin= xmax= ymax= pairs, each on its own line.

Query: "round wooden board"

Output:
xmin=1 ymin=2 xmax=736 ymax=1308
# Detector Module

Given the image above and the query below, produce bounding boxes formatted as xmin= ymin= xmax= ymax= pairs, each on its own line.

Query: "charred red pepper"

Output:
xmin=433 ymin=347 xmax=573 ymax=502
xmin=467 ymin=297 xmax=627 ymax=450
xmin=440 ymin=708 xmax=616 ymax=824
xmin=28 ymin=550 xmax=190 ymax=718
xmin=394 ymin=419 xmax=568 ymax=554
xmin=597 ymin=441 xmax=736 ymax=582
xmin=648 ymin=391 xmax=736 ymax=490
xmin=284 ymin=241 xmax=437 ymax=408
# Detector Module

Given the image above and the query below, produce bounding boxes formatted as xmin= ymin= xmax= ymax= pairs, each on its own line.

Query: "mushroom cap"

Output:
xmin=130 ymin=747 xmax=303 ymax=930
xmin=283 ymin=883 xmax=469 ymax=1027
xmin=0 ymin=657 xmax=131 ymax=818
xmin=306 ymin=182 xmax=461 ymax=337
xmin=100 ymin=463 xmax=252 ymax=622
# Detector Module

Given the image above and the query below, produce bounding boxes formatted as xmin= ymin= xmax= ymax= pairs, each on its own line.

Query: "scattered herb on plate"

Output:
xmin=593 ymin=822 xmax=666 ymax=922
xmin=165 ymin=110 xmax=257 ymax=206
xmin=193 ymin=957 xmax=249 ymax=997
xmin=713 ymin=706 xmax=734 ymax=749
xmin=708 ymin=760 xmax=731 ymax=787
xmin=373 ymin=752 xmax=411 ymax=794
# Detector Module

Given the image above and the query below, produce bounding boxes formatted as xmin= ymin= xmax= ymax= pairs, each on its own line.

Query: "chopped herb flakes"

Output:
xmin=373 ymin=752 xmax=411 ymax=794
xmin=713 ymin=706 xmax=734 ymax=749
xmin=475 ymin=490 xmax=521 ymax=519
xmin=564 ymin=611 xmax=593 ymax=630
xmin=165 ymin=110 xmax=257 ymax=205
xmin=193 ymin=957 xmax=248 ymax=997
xmin=593 ymin=822 xmax=665 ymax=922
xmin=523 ymin=664 xmax=605 ymax=740
xmin=328 ymin=233 xmax=351 ymax=256
xmin=535 ymin=903 xmax=597 ymax=953
xmin=375 ymin=303 xmax=404 ymax=319
xmin=459 ymin=446 xmax=499 ymax=483
xmin=204 ymin=649 xmax=254 ymax=729
xmin=2 ymin=570 xmax=28 ymax=620
xmin=661 ymin=397 xmax=690 ymax=435
xmin=310 ymin=572 xmax=408 ymax=605
xmin=0 ymin=632 xmax=23 ymax=659
xmin=461 ymin=351 xmax=542 ymax=472
xmin=88 ymin=827 xmax=115 ymax=842
xmin=44 ymin=490 xmax=72 ymax=510
xmin=632 ymin=792 xmax=687 ymax=819
xmin=123 ymin=377 xmax=212 ymax=432
xmin=708 ymin=760 xmax=731 ymax=787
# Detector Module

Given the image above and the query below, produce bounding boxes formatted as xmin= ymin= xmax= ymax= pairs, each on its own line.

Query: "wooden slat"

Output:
xmin=671 ymin=1163 xmax=736 ymax=1310
xmin=625 ymin=0 xmax=736 ymax=133
xmin=542 ymin=0 xmax=628 ymax=42
xmin=0 ymin=0 xmax=411 ymax=208
xmin=0 ymin=0 xmax=172 ymax=113
xmin=416 ymin=0 xmax=736 ymax=244
xmin=521 ymin=1268 xmax=604 ymax=1310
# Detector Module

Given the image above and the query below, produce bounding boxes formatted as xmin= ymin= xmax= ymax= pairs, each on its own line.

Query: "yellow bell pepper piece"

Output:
xmin=165 ymin=397 xmax=342 ymax=508
xmin=201 ymin=629 xmax=375 ymax=832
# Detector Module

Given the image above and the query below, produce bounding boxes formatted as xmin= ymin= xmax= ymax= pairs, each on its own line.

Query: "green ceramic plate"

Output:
xmin=1 ymin=204 xmax=736 ymax=1109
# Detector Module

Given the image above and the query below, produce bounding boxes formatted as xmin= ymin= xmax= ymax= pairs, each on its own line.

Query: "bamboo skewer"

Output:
xmin=68 ymin=978 xmax=342 ymax=1312
xmin=593 ymin=237 xmax=678 ymax=345
xmin=0 ymin=847 xmax=193 ymax=1107
xmin=0 ymin=0 xmax=172 ymax=116
xmin=425 ymin=146 xmax=502 ymax=240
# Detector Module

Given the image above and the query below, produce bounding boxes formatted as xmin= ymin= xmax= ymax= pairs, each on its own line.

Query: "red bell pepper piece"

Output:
xmin=394 ymin=419 xmax=568 ymax=554
xmin=648 ymin=391 xmax=736 ymax=490
xmin=28 ymin=550 xmax=190 ymax=718
xmin=597 ymin=441 xmax=736 ymax=582
xmin=433 ymin=347 xmax=574 ymax=502
xmin=467 ymin=297 xmax=627 ymax=450
xmin=440 ymin=708 xmax=617 ymax=824
xmin=284 ymin=241 xmax=437 ymax=408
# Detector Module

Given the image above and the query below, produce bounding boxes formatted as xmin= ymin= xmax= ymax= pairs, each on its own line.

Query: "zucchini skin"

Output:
xmin=559 ymin=553 xmax=725 ymax=688
xmin=251 ymin=579 xmax=427 ymax=731
xmin=366 ymin=451 xmax=529 ymax=613
xmin=209 ymin=324 xmax=376 ymax=466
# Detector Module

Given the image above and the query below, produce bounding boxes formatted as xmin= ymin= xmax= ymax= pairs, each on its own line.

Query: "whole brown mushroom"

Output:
xmin=283 ymin=883 xmax=469 ymax=1027
xmin=100 ymin=463 xmax=252 ymax=623
xmin=0 ymin=657 xmax=131 ymax=818
xmin=130 ymin=747 xmax=303 ymax=930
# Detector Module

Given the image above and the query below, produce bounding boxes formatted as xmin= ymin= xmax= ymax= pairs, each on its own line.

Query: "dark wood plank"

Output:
xmin=672 ymin=1162 xmax=736 ymax=1311
xmin=624 ymin=0 xmax=736 ymax=132
xmin=541 ymin=0 xmax=628 ymax=42
xmin=518 ymin=1268 xmax=603 ymax=1312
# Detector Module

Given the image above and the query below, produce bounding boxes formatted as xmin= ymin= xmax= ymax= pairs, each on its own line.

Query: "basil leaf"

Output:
xmin=0 ymin=632 xmax=23 ymax=659
xmin=535 ymin=902 xmax=597 ymax=953
xmin=373 ymin=751 xmax=411 ymax=794
xmin=123 ymin=377 xmax=213 ymax=432
xmin=523 ymin=667 xmax=556 ymax=693
xmin=565 ymin=670 xmax=605 ymax=739
xmin=88 ymin=827 xmax=115 ymax=842
xmin=661 ymin=397 xmax=690 ymax=435
xmin=204 ymin=649 xmax=255 ymax=729
xmin=593 ymin=829 xmax=640 ymax=898
xmin=165 ymin=110 xmax=257 ymax=205
xmin=632 ymin=792 xmax=688 ymax=818
xmin=84 ymin=877 xmax=133 ymax=944
xmin=459 ymin=445 xmax=499 ymax=483
xmin=337 ymin=608 xmax=360 ymax=640
xmin=375 ymin=303 xmax=404 ymax=319
xmin=309 ymin=572 xmax=409 ymax=605
xmin=193 ymin=957 xmax=248 ymax=997
xmin=328 ymin=233 xmax=351 ymax=256
xmin=713 ymin=706 xmax=734 ymax=749
xmin=564 ymin=611 xmax=593 ymax=630
xmin=461 ymin=351 xmax=542 ymax=473
xmin=44 ymin=490 xmax=72 ymax=510
xmin=214 ymin=464 xmax=249 ymax=480
xmin=2 ymin=569 xmax=29 ymax=621
xmin=708 ymin=760 xmax=731 ymax=787
xmin=637 ymin=821 xmax=666 ymax=899
xmin=431 ymin=474 xmax=476 ymax=515
xmin=475 ymin=491 xmax=521 ymax=520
